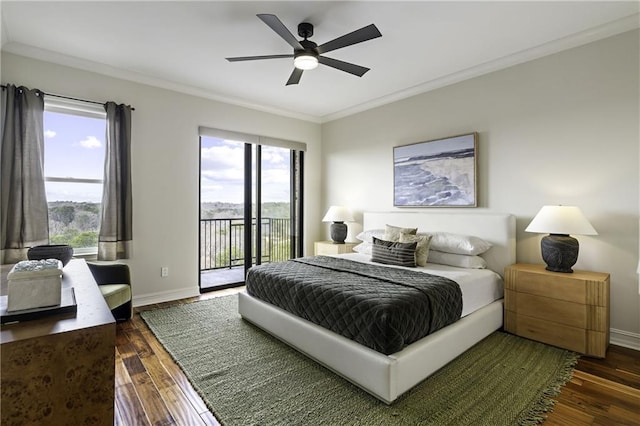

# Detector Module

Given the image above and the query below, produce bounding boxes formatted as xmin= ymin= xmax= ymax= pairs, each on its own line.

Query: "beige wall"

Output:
xmin=322 ymin=30 xmax=640 ymax=345
xmin=1 ymin=52 xmax=323 ymax=304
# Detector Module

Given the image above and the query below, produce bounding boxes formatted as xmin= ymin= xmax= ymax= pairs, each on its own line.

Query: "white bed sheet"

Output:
xmin=333 ymin=252 xmax=504 ymax=317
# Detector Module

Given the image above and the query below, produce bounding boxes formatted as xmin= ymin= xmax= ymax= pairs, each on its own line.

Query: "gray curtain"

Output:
xmin=98 ymin=102 xmax=132 ymax=260
xmin=0 ymin=85 xmax=48 ymax=264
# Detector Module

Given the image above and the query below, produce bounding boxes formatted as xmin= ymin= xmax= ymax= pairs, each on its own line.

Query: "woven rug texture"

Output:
xmin=140 ymin=295 xmax=578 ymax=426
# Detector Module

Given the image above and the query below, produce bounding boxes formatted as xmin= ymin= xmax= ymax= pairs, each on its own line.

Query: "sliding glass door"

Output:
xmin=199 ymin=132 xmax=304 ymax=291
xmin=199 ymin=137 xmax=245 ymax=289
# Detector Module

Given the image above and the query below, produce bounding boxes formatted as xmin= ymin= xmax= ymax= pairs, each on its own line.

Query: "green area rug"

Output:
xmin=141 ymin=295 xmax=579 ymax=425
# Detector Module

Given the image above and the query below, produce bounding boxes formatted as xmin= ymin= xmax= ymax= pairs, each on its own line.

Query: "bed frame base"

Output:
xmin=239 ymin=292 xmax=503 ymax=404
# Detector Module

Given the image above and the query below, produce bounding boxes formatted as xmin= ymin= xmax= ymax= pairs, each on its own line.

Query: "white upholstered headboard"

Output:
xmin=363 ymin=212 xmax=516 ymax=277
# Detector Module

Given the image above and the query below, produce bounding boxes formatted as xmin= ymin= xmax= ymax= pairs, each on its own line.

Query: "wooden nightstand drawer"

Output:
xmin=509 ymin=272 xmax=586 ymax=303
xmin=505 ymin=312 xmax=587 ymax=353
xmin=505 ymin=290 xmax=588 ymax=329
xmin=505 ymin=265 xmax=609 ymax=306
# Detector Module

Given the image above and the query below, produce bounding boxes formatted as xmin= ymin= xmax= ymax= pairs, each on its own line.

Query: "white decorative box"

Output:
xmin=7 ymin=259 xmax=63 ymax=312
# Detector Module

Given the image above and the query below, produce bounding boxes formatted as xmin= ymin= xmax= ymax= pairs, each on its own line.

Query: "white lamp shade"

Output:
xmin=322 ymin=206 xmax=354 ymax=223
xmin=525 ymin=205 xmax=597 ymax=235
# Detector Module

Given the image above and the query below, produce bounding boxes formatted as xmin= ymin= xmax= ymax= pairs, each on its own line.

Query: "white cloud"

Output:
xmin=262 ymin=147 xmax=286 ymax=164
xmin=262 ymin=168 xmax=290 ymax=184
xmin=44 ymin=129 xmax=56 ymax=138
xmin=201 ymin=144 xmax=244 ymax=167
xmin=199 ymin=138 xmax=292 ymax=203
xmin=201 ymin=168 xmax=243 ymax=183
xmin=79 ymin=136 xmax=102 ymax=149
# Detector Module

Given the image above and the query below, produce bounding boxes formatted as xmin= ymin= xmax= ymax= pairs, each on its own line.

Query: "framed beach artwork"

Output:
xmin=393 ymin=132 xmax=477 ymax=207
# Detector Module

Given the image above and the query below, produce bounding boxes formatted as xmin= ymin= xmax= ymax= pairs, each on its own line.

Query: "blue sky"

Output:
xmin=43 ymin=111 xmax=106 ymax=203
xmin=200 ymin=137 xmax=291 ymax=204
xmin=42 ymin=115 xmax=291 ymax=204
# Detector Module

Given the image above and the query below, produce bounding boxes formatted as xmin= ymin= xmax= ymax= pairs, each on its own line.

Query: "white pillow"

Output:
xmin=353 ymin=242 xmax=373 ymax=255
xmin=428 ymin=250 xmax=487 ymax=269
xmin=399 ymin=233 xmax=431 ymax=267
xmin=355 ymin=229 xmax=385 ymax=244
xmin=427 ymin=232 xmax=492 ymax=256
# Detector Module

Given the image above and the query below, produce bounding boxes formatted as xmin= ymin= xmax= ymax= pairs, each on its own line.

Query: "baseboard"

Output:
xmin=133 ymin=287 xmax=200 ymax=308
xmin=610 ymin=328 xmax=640 ymax=351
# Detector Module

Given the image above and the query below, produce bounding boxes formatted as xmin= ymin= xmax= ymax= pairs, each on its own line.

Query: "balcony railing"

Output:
xmin=200 ymin=217 xmax=291 ymax=271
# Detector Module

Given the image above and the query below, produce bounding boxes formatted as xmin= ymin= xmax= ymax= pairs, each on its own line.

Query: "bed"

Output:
xmin=238 ymin=211 xmax=516 ymax=404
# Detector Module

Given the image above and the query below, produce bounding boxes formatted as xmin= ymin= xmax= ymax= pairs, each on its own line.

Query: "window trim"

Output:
xmin=43 ymin=97 xmax=106 ymax=255
xmin=45 ymin=177 xmax=103 ymax=184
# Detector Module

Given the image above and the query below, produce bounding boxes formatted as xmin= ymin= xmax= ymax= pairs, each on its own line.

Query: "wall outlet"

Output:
xmin=161 ymin=267 xmax=169 ymax=277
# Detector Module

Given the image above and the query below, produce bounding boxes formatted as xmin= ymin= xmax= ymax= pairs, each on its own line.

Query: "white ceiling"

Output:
xmin=1 ymin=1 xmax=638 ymax=123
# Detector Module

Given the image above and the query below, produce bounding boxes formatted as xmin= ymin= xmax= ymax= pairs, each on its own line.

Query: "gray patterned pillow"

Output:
xmin=371 ymin=237 xmax=417 ymax=267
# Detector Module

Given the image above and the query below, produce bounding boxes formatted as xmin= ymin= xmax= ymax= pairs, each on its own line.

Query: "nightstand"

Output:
xmin=504 ymin=263 xmax=610 ymax=358
xmin=314 ymin=241 xmax=358 ymax=255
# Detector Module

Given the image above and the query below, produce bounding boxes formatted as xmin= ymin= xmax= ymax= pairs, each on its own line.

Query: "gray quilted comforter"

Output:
xmin=245 ymin=256 xmax=462 ymax=355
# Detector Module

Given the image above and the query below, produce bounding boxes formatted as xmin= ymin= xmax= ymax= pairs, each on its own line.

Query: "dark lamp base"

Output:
xmin=330 ymin=222 xmax=347 ymax=244
xmin=541 ymin=234 xmax=579 ymax=273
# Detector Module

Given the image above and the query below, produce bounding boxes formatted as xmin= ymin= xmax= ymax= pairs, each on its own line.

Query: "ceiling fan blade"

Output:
xmin=226 ymin=54 xmax=293 ymax=62
xmin=317 ymin=24 xmax=382 ymax=54
xmin=286 ymin=68 xmax=304 ymax=86
xmin=318 ymin=56 xmax=370 ymax=77
xmin=257 ymin=14 xmax=304 ymax=50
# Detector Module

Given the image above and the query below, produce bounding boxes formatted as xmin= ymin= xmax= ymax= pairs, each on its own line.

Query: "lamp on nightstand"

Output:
xmin=525 ymin=205 xmax=597 ymax=273
xmin=322 ymin=206 xmax=354 ymax=244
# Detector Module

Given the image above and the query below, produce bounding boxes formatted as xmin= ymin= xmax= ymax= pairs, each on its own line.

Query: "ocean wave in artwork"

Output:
xmin=394 ymin=149 xmax=474 ymax=206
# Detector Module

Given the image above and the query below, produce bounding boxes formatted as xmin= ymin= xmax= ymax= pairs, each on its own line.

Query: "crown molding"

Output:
xmin=1 ymin=42 xmax=322 ymax=124
xmin=321 ymin=13 xmax=640 ymax=123
xmin=3 ymin=13 xmax=637 ymax=125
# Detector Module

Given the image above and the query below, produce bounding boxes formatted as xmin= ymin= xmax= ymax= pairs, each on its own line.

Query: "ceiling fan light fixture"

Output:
xmin=294 ymin=53 xmax=318 ymax=70
xmin=227 ymin=14 xmax=382 ymax=85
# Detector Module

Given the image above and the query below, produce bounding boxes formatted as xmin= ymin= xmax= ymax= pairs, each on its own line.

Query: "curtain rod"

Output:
xmin=1 ymin=84 xmax=135 ymax=111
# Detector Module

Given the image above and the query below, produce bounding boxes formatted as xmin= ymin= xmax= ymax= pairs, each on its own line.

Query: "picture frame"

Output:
xmin=393 ymin=132 xmax=477 ymax=207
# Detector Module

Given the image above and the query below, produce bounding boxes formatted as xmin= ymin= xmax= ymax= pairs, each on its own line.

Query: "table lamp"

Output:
xmin=322 ymin=206 xmax=354 ymax=244
xmin=525 ymin=205 xmax=597 ymax=273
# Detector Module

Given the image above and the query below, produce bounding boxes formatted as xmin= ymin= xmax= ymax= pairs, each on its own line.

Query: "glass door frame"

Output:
xmin=199 ymin=137 xmax=304 ymax=293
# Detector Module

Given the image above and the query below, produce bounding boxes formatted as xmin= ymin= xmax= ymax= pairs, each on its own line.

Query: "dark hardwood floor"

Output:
xmin=116 ymin=289 xmax=640 ymax=425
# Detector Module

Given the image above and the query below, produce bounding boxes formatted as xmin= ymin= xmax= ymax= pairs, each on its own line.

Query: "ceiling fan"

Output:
xmin=226 ymin=14 xmax=382 ymax=86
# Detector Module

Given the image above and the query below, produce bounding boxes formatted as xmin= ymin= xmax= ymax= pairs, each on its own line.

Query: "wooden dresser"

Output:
xmin=1 ymin=259 xmax=115 ymax=425
xmin=504 ymin=263 xmax=610 ymax=358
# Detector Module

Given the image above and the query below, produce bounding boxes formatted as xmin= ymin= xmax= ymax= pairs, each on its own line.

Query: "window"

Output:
xmin=43 ymin=98 xmax=106 ymax=255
